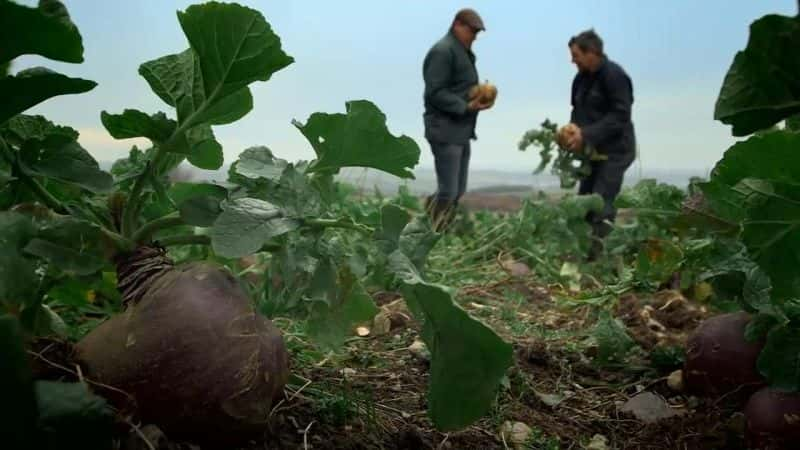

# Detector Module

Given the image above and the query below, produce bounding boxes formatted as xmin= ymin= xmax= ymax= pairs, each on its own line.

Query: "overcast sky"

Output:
xmin=13 ymin=0 xmax=798 ymax=175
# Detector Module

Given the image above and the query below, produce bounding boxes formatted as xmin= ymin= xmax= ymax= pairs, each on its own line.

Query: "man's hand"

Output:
xmin=565 ymin=125 xmax=584 ymax=152
xmin=468 ymin=97 xmax=493 ymax=112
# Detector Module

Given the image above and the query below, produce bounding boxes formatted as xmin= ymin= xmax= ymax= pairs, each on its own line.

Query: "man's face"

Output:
xmin=453 ymin=20 xmax=479 ymax=47
xmin=570 ymin=45 xmax=598 ymax=73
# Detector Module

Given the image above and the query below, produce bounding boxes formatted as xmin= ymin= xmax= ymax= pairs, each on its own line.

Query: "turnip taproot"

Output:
xmin=77 ymin=247 xmax=289 ymax=446
xmin=684 ymin=312 xmax=765 ymax=396
xmin=745 ymin=387 xmax=800 ymax=448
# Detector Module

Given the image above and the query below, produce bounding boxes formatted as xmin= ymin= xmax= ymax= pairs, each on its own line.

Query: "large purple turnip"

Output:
xmin=683 ymin=312 xmax=765 ymax=396
xmin=77 ymin=247 xmax=289 ymax=447
xmin=745 ymin=387 xmax=800 ymax=448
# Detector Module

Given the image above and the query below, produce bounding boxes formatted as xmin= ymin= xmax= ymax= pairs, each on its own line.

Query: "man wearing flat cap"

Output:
xmin=422 ymin=8 xmax=493 ymax=231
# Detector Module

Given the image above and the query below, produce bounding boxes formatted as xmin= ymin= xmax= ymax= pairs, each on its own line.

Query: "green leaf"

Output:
xmin=295 ymin=100 xmax=420 ymax=178
xmin=398 ymin=217 xmax=441 ymax=273
xmin=593 ymin=310 xmax=637 ymax=365
xmin=35 ymin=381 xmax=115 ymax=450
xmin=390 ymin=251 xmax=513 ymax=431
xmin=306 ymin=267 xmax=379 ymax=350
xmin=757 ymin=325 xmax=800 ymax=390
xmin=0 ymin=0 xmax=84 ymax=64
xmin=714 ymin=15 xmax=800 ymax=136
xmin=169 ymin=182 xmax=227 ymax=227
xmin=1 ymin=114 xmax=78 ymax=148
xmin=20 ymin=303 xmax=68 ymax=338
xmin=0 ymin=315 xmax=39 ymax=449
xmin=0 ymin=67 xmax=96 ymax=124
xmin=185 ymin=125 xmax=223 ymax=170
xmin=787 ymin=114 xmax=800 ymax=131
xmin=616 ymin=179 xmax=685 ymax=211
xmin=231 ymin=146 xmax=288 ymax=182
xmin=0 ymin=212 xmax=38 ymax=308
xmin=742 ymin=266 xmax=774 ymax=313
xmin=744 ymin=312 xmax=780 ymax=343
xmin=140 ymin=2 xmax=293 ymax=127
xmin=23 ymin=218 xmax=107 ymax=276
xmin=0 ymin=211 xmax=37 ymax=250
xmin=739 ymin=179 xmax=800 ymax=299
xmin=210 ymin=198 xmax=299 ymax=258
xmin=375 ymin=204 xmax=411 ymax=254
xmin=270 ymin=165 xmax=321 ymax=217
xmin=19 ymin=140 xmax=113 ymax=193
xmin=100 ymin=110 xmax=176 ymax=142
xmin=177 ymin=2 xmax=294 ymax=99
xmin=709 ymin=131 xmax=800 ymax=188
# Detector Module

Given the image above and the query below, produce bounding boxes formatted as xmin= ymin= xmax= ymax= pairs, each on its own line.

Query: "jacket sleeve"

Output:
xmin=581 ymin=68 xmax=632 ymax=148
xmin=569 ymin=76 xmax=579 ymax=124
xmin=423 ymin=46 xmax=469 ymax=117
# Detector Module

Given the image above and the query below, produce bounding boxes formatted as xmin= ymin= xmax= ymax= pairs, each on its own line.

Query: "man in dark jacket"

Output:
xmin=563 ymin=29 xmax=636 ymax=260
xmin=422 ymin=8 xmax=492 ymax=230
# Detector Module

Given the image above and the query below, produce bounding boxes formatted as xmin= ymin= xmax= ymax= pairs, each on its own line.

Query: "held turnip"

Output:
xmin=683 ymin=312 xmax=765 ymax=396
xmin=745 ymin=387 xmax=800 ymax=448
xmin=77 ymin=247 xmax=289 ymax=447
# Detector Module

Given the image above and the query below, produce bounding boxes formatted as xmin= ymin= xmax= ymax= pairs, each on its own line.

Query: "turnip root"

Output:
xmin=77 ymin=247 xmax=289 ymax=447
xmin=745 ymin=387 xmax=800 ymax=448
xmin=683 ymin=312 xmax=765 ymax=396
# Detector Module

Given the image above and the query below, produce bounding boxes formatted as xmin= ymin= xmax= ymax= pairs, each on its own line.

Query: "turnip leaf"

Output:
xmin=715 ymin=15 xmax=800 ymax=136
xmin=0 ymin=0 xmax=84 ymax=64
xmin=389 ymin=251 xmax=513 ymax=431
xmin=0 ymin=68 xmax=96 ymax=125
xmin=294 ymin=100 xmax=420 ymax=179
xmin=210 ymin=197 xmax=298 ymax=258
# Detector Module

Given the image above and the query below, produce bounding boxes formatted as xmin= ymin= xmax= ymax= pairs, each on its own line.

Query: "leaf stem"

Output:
xmin=158 ymin=234 xmax=211 ymax=247
xmin=131 ymin=211 xmax=185 ymax=244
xmin=302 ymin=218 xmax=374 ymax=234
xmin=101 ymin=228 xmax=135 ymax=253
xmin=0 ymin=136 xmax=66 ymax=214
xmin=158 ymin=234 xmax=282 ymax=253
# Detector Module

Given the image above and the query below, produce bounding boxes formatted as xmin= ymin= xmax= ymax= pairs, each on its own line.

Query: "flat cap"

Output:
xmin=454 ymin=8 xmax=485 ymax=31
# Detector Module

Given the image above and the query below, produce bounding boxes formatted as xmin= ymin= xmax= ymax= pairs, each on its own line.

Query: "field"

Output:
xmin=3 ymin=2 xmax=800 ymax=450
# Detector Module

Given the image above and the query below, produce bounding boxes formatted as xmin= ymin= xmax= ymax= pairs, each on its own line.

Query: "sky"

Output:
xmin=13 ymin=0 xmax=799 ymax=176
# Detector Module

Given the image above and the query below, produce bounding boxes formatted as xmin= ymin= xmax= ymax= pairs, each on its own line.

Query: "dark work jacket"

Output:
xmin=422 ymin=31 xmax=479 ymax=145
xmin=570 ymin=57 xmax=636 ymax=155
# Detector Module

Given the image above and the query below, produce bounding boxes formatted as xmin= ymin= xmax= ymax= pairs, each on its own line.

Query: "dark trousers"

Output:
xmin=425 ymin=141 xmax=471 ymax=230
xmin=579 ymin=151 xmax=635 ymax=257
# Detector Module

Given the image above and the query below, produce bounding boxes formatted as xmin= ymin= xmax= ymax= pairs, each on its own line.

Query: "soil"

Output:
xmin=31 ymin=275 xmax=757 ymax=450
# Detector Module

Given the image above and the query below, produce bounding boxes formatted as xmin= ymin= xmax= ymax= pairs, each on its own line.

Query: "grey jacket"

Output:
xmin=422 ymin=31 xmax=479 ymax=145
